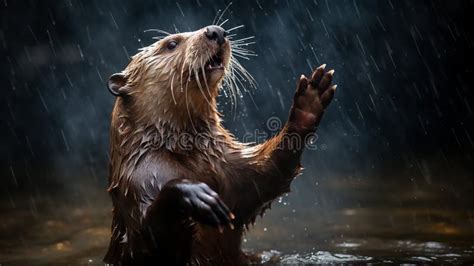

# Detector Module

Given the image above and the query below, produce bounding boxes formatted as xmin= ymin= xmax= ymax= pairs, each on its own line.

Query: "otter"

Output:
xmin=104 ymin=25 xmax=336 ymax=265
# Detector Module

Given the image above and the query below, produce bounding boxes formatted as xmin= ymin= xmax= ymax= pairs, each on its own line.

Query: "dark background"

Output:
xmin=0 ymin=0 xmax=473 ymax=262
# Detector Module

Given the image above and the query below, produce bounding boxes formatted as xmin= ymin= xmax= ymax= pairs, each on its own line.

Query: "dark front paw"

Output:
xmin=289 ymin=64 xmax=337 ymax=133
xmin=176 ymin=182 xmax=235 ymax=231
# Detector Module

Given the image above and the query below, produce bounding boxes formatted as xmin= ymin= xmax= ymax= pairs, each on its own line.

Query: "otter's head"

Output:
xmin=107 ymin=25 xmax=235 ymax=128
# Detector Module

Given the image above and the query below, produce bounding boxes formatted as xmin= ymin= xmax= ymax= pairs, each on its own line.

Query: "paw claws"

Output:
xmin=319 ymin=64 xmax=327 ymax=70
xmin=327 ymin=69 xmax=335 ymax=75
xmin=332 ymin=84 xmax=337 ymax=90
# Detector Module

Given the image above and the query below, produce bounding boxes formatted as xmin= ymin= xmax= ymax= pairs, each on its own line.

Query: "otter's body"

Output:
xmin=104 ymin=25 xmax=336 ymax=265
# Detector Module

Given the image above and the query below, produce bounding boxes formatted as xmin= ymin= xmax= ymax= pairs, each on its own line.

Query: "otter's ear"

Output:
xmin=107 ymin=73 xmax=131 ymax=96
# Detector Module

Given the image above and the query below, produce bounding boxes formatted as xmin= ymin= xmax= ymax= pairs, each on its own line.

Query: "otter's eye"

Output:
xmin=167 ymin=40 xmax=178 ymax=50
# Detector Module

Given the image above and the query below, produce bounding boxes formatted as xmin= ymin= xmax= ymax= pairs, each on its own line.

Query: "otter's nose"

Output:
xmin=205 ymin=25 xmax=227 ymax=45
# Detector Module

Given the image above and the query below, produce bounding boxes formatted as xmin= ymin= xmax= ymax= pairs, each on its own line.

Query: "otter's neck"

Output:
xmin=129 ymin=85 xmax=221 ymax=135
xmin=114 ymin=93 xmax=225 ymax=156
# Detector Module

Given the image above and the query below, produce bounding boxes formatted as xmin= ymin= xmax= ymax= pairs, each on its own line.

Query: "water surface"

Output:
xmin=1 ymin=176 xmax=473 ymax=265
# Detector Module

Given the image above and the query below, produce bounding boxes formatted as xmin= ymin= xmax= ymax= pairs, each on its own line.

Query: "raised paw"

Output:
xmin=176 ymin=182 xmax=235 ymax=232
xmin=289 ymin=64 xmax=337 ymax=132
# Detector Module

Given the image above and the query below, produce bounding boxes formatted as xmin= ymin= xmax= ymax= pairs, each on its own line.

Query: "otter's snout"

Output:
xmin=205 ymin=25 xmax=227 ymax=45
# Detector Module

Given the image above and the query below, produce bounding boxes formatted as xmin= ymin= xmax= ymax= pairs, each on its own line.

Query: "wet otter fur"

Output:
xmin=104 ymin=25 xmax=336 ymax=265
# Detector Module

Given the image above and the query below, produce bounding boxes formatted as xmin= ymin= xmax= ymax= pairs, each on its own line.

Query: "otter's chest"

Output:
xmin=167 ymin=148 xmax=229 ymax=181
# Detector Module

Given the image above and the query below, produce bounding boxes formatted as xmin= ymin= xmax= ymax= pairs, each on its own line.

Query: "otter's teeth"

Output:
xmin=205 ymin=56 xmax=224 ymax=71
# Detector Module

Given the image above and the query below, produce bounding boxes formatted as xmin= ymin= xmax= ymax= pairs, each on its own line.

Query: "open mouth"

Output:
xmin=205 ymin=54 xmax=224 ymax=71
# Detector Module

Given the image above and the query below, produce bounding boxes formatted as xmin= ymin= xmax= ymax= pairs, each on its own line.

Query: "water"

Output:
xmin=1 ymin=177 xmax=473 ymax=265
